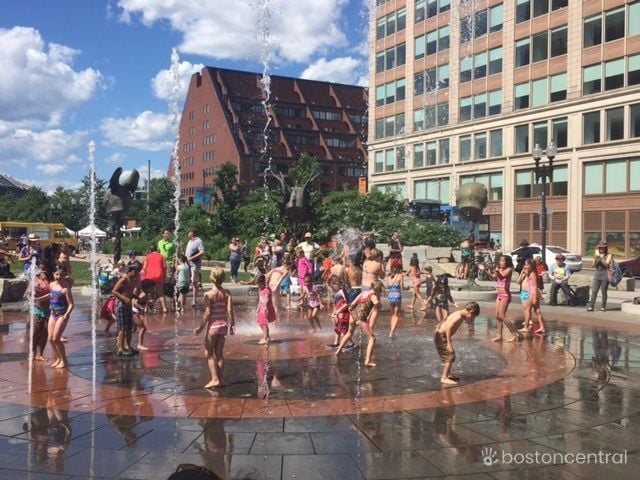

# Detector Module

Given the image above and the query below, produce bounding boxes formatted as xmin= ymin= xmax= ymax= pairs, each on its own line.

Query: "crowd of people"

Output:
xmin=11 ymin=225 xmax=623 ymax=390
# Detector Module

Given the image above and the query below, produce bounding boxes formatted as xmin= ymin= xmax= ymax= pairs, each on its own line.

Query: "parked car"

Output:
xmin=510 ymin=244 xmax=583 ymax=272
xmin=618 ymin=257 xmax=640 ymax=277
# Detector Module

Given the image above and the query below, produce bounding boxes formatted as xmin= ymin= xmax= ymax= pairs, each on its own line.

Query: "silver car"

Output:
xmin=510 ymin=244 xmax=583 ymax=272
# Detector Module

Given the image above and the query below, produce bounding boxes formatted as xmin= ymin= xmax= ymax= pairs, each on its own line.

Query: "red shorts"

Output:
xmin=388 ymin=257 xmax=403 ymax=271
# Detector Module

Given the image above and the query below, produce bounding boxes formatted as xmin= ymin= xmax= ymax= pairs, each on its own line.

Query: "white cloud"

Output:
xmin=0 ymin=127 xmax=88 ymax=165
xmin=135 ymin=164 xmax=167 ymax=180
xmin=300 ymin=56 xmax=366 ymax=85
xmin=36 ymin=163 xmax=67 ymax=175
xmin=117 ymin=0 xmax=349 ymax=64
xmin=0 ymin=26 xmax=103 ymax=128
xmin=105 ymin=152 xmax=127 ymax=165
xmin=100 ymin=111 xmax=174 ymax=151
xmin=151 ymin=60 xmax=204 ymax=101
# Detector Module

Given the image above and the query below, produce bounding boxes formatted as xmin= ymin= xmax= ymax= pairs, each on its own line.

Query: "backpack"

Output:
xmin=608 ymin=260 xmax=623 ymax=287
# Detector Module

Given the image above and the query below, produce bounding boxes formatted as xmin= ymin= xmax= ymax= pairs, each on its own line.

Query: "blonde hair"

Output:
xmin=210 ymin=267 xmax=225 ymax=286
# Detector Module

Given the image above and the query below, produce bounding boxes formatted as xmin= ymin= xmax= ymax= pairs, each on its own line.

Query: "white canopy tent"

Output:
xmin=77 ymin=225 xmax=107 ymax=238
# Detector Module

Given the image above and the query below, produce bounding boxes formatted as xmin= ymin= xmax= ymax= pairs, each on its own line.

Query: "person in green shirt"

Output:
xmin=157 ymin=230 xmax=176 ymax=264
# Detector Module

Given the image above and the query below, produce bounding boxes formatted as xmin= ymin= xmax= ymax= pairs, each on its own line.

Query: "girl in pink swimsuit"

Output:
xmin=406 ymin=255 xmax=423 ymax=311
xmin=518 ymin=260 xmax=547 ymax=335
xmin=256 ymin=274 xmax=276 ymax=344
xmin=490 ymin=255 xmax=517 ymax=342
xmin=194 ymin=267 xmax=235 ymax=388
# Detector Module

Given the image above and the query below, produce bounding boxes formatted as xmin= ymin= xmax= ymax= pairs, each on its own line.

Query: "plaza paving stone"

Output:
xmin=0 ymin=293 xmax=639 ymax=478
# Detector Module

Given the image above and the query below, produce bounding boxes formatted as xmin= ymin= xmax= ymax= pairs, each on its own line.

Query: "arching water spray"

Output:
xmin=88 ymin=140 xmax=99 ymax=401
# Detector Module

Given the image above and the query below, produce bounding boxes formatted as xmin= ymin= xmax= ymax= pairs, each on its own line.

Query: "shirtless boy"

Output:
xmin=434 ymin=302 xmax=480 ymax=385
xmin=112 ymin=265 xmax=140 ymax=356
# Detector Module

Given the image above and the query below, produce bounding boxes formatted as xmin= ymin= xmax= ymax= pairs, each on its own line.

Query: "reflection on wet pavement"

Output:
xmin=0 ymin=299 xmax=639 ymax=478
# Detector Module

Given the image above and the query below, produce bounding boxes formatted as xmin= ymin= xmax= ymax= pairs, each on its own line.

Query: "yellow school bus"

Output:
xmin=0 ymin=222 xmax=78 ymax=252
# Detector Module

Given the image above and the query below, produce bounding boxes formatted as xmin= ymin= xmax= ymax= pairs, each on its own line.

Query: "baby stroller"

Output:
xmin=98 ymin=269 xmax=116 ymax=295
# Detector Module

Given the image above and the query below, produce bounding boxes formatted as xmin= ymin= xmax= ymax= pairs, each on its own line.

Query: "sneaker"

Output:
xmin=587 ymin=307 xmax=594 ymax=312
xmin=600 ymin=307 xmax=606 ymax=312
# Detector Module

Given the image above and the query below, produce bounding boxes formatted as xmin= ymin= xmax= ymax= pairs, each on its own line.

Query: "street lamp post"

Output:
xmin=50 ymin=203 xmax=62 ymax=222
xmin=533 ymin=140 xmax=557 ymax=267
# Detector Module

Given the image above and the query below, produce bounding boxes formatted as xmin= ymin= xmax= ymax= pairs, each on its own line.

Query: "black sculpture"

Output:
xmin=104 ymin=167 xmax=139 ymax=262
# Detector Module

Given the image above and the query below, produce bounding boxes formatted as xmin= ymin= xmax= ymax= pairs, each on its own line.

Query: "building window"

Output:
xmin=605 ymin=7 xmax=625 ymax=42
xmin=374 ymin=151 xmax=384 ymax=173
xmin=474 ymin=93 xmax=487 ymax=118
xmin=488 ymin=90 xmax=502 ymax=115
xmin=515 ymin=124 xmax=529 ymax=153
xmin=438 ymin=64 xmax=449 ymax=88
xmin=415 ymin=35 xmax=425 ymax=59
xmin=630 ymin=54 xmax=640 ymax=85
xmin=438 ymin=102 xmax=449 ymax=126
xmin=515 ymin=83 xmax=530 ymax=110
xmin=461 ymin=172 xmax=503 ymax=201
xmin=385 ymin=149 xmax=395 ymax=172
xmin=414 ymin=72 xmax=424 ymax=96
xmin=533 ymin=121 xmax=548 ymax=150
xmin=475 ymin=133 xmax=487 ymax=160
xmin=550 ymin=74 xmax=567 ymax=102
xmin=516 ymin=0 xmax=531 ymax=22
xmin=375 ymin=119 xmax=384 ymax=139
xmin=460 ymin=97 xmax=472 ymax=122
xmin=474 ymin=52 xmax=487 ymax=78
xmin=490 ymin=129 xmax=503 ymax=157
xmin=515 ymin=38 xmax=530 ymax=67
xmin=475 ymin=9 xmax=488 ymax=38
xmin=413 ymin=109 xmax=425 ymax=131
xmin=584 ymin=15 xmax=602 ymax=47
xmin=489 ymin=47 xmax=502 ymax=75
xmin=584 ymin=163 xmax=604 ymax=194
xmin=552 ymin=117 xmax=568 ymax=148
xmin=532 ymin=31 xmax=548 ymax=63
xmin=490 ymin=4 xmax=503 ymax=33
xmin=605 ymin=58 xmax=625 ymax=90
xmin=413 ymin=144 xmax=424 ymax=168
xmin=515 ymin=170 xmax=532 ymax=198
xmin=415 ymin=178 xmax=450 ymax=204
xmin=630 ymin=2 xmax=640 ymax=36
xmin=606 ymin=161 xmax=626 ymax=193
xmin=631 ymin=104 xmax=640 ymax=138
xmin=606 ymin=107 xmax=624 ymax=141
xmin=396 ymin=146 xmax=406 ymax=170
xmin=460 ymin=135 xmax=472 ymax=162
xmin=426 ymin=141 xmax=437 ymax=165
xmin=439 ymin=138 xmax=450 ymax=164
xmin=631 ymin=158 xmax=640 ymax=191
xmin=583 ymin=111 xmax=601 ymax=145
xmin=583 ymin=64 xmax=602 ymax=94
xmin=550 ymin=27 xmax=567 ymax=56
xmin=460 ymin=56 xmax=472 ymax=82
xmin=439 ymin=26 xmax=450 ymax=50
xmin=531 ymin=77 xmax=548 ymax=107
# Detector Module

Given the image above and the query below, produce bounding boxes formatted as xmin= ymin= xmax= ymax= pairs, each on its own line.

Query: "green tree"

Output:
xmin=11 ymin=187 xmax=50 ymax=221
xmin=127 ymin=178 xmax=176 ymax=237
xmin=236 ymin=188 xmax=284 ymax=240
xmin=211 ymin=163 xmax=245 ymax=239
xmin=77 ymin=174 xmax=108 ymax=229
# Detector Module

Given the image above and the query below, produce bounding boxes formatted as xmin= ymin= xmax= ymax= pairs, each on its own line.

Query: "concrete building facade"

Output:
xmin=174 ymin=67 xmax=368 ymax=206
xmin=368 ymin=0 xmax=640 ymax=256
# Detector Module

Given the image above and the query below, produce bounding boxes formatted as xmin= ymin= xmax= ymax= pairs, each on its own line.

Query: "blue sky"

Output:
xmin=0 ymin=0 xmax=370 ymax=193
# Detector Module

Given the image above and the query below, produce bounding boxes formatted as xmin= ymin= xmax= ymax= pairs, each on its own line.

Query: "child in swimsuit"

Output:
xmin=387 ymin=265 xmax=404 ymax=338
xmin=194 ymin=267 xmax=235 ymax=388
xmin=336 ymin=280 xmax=383 ymax=367
xmin=490 ymin=255 xmax=517 ymax=342
xmin=327 ymin=275 xmax=354 ymax=349
xmin=406 ymin=255 xmax=423 ymax=311
xmin=300 ymin=274 xmax=322 ymax=333
xmin=47 ymin=266 xmax=74 ymax=369
xmin=32 ymin=262 xmax=50 ymax=362
xmin=132 ymin=292 xmax=149 ymax=352
xmin=255 ymin=274 xmax=276 ymax=344
xmin=425 ymin=275 xmax=458 ymax=324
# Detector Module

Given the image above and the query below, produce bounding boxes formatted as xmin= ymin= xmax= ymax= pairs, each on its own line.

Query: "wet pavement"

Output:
xmin=0 ymin=293 xmax=639 ymax=479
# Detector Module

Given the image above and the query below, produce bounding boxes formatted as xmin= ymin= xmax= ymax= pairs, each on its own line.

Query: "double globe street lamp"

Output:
xmin=532 ymin=140 xmax=557 ymax=266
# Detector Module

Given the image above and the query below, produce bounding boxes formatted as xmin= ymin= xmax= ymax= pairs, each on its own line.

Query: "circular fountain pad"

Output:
xmin=0 ymin=302 xmax=575 ymax=418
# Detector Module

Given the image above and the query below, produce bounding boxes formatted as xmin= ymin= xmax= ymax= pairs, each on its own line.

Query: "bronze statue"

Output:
xmin=455 ymin=182 xmax=488 ymax=224
xmin=104 ymin=167 xmax=139 ymax=262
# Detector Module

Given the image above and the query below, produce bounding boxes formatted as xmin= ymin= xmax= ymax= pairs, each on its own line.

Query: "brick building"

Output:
xmin=173 ymin=67 xmax=368 ymax=206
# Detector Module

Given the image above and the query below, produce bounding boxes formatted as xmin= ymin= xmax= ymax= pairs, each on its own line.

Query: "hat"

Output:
xmin=304 ymin=232 xmax=312 ymax=238
xmin=555 ymin=253 xmax=565 ymax=260
xmin=128 ymin=249 xmax=137 ymax=256
xmin=28 ymin=233 xmax=39 ymax=241
xmin=268 ymin=233 xmax=276 ymax=241
xmin=520 ymin=239 xmax=529 ymax=246
xmin=597 ymin=241 xmax=607 ymax=248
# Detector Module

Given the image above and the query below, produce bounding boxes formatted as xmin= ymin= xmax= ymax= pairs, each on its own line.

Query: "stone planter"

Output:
xmin=0 ymin=278 xmax=28 ymax=303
